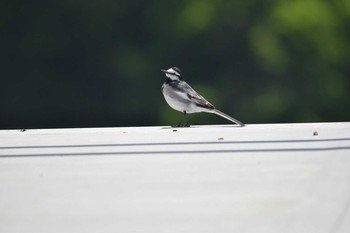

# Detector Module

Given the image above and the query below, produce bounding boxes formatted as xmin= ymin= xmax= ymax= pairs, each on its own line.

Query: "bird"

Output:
xmin=161 ymin=67 xmax=245 ymax=127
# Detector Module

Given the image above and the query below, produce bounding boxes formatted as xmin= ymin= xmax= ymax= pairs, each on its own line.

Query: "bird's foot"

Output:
xmin=172 ymin=123 xmax=191 ymax=128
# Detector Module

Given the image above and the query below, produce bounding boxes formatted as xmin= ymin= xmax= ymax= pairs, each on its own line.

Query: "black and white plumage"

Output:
xmin=161 ymin=67 xmax=245 ymax=127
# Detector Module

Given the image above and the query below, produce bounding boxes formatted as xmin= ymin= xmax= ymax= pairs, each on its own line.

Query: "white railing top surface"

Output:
xmin=1 ymin=122 xmax=350 ymax=233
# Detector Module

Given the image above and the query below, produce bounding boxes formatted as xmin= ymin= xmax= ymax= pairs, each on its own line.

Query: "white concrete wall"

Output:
xmin=1 ymin=123 xmax=350 ymax=233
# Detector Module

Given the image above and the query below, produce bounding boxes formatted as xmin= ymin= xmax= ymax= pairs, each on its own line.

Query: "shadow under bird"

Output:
xmin=161 ymin=67 xmax=245 ymax=127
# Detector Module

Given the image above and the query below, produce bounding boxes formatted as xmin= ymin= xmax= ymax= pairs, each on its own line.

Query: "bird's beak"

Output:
xmin=161 ymin=69 xmax=167 ymax=73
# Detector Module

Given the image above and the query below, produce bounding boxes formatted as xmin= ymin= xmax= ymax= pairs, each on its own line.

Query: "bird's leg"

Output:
xmin=172 ymin=111 xmax=192 ymax=127
xmin=178 ymin=111 xmax=192 ymax=127
xmin=175 ymin=111 xmax=186 ymax=127
xmin=184 ymin=112 xmax=194 ymax=127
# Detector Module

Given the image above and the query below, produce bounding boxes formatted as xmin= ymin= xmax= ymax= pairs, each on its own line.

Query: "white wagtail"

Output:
xmin=161 ymin=67 xmax=245 ymax=127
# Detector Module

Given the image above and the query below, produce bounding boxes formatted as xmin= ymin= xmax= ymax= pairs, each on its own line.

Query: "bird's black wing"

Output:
xmin=174 ymin=81 xmax=215 ymax=110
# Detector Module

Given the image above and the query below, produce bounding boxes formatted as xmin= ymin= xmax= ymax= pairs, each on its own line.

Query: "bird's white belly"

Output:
xmin=162 ymin=86 xmax=199 ymax=114
xmin=164 ymin=94 xmax=187 ymax=112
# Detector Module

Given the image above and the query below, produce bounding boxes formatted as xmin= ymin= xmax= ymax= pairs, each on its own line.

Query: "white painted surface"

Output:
xmin=0 ymin=123 xmax=350 ymax=233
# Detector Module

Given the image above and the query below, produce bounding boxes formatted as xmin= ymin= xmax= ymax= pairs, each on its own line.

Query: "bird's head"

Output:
xmin=161 ymin=67 xmax=182 ymax=81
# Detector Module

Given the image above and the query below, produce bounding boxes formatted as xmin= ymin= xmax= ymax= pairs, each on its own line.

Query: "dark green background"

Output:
xmin=1 ymin=0 xmax=349 ymax=129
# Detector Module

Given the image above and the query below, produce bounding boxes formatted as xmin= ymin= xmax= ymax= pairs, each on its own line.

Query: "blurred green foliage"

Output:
xmin=1 ymin=0 xmax=349 ymax=129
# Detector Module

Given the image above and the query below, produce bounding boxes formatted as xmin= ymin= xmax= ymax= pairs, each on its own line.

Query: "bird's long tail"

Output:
xmin=212 ymin=109 xmax=245 ymax=127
